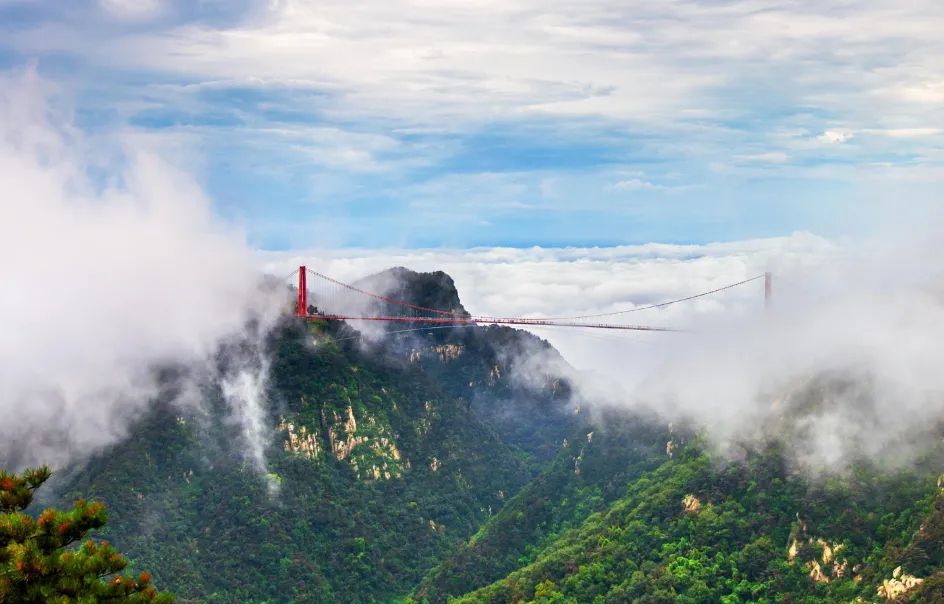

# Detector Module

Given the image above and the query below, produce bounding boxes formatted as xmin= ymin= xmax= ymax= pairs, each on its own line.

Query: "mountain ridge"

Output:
xmin=30 ymin=266 xmax=581 ymax=602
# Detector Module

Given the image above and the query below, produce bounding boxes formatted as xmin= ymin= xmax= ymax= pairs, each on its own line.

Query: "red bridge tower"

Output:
xmin=297 ymin=265 xmax=308 ymax=317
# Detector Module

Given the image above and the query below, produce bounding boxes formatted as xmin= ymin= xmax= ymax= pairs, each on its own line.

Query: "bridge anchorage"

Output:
xmin=286 ymin=266 xmax=771 ymax=333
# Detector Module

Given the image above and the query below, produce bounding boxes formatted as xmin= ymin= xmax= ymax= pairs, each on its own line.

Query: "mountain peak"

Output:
xmin=354 ymin=266 xmax=469 ymax=316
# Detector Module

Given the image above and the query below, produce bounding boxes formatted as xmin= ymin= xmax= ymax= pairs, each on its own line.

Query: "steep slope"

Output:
xmin=412 ymin=406 xmax=672 ymax=603
xmin=408 ymin=376 xmax=944 ymax=604
xmin=46 ymin=317 xmax=534 ymax=603
xmin=37 ymin=267 xmax=590 ymax=603
xmin=405 ymin=323 xmax=579 ymax=475
xmin=354 ymin=268 xmax=584 ymax=474
xmin=439 ymin=443 xmax=944 ymax=603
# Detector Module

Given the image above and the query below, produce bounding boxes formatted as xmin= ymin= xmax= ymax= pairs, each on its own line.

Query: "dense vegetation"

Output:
xmin=46 ymin=320 xmax=540 ymax=602
xmin=412 ymin=436 xmax=944 ymax=603
xmin=10 ymin=268 xmax=944 ymax=603
xmin=412 ymin=409 xmax=670 ymax=602
xmin=32 ymin=270 xmax=578 ymax=602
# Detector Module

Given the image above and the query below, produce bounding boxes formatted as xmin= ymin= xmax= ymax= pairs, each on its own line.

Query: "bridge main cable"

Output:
xmin=534 ymin=274 xmax=767 ymax=321
xmin=293 ymin=267 xmax=764 ymax=332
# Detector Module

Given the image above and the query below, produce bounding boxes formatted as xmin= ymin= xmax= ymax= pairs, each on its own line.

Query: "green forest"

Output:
xmin=6 ymin=268 xmax=944 ymax=603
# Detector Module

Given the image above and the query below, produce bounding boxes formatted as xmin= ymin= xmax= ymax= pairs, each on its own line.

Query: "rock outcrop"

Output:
xmin=279 ymin=416 xmax=320 ymax=460
xmin=682 ymin=494 xmax=702 ymax=513
xmin=878 ymin=566 xmax=923 ymax=600
xmin=320 ymin=405 xmax=404 ymax=481
xmin=787 ymin=530 xmax=848 ymax=584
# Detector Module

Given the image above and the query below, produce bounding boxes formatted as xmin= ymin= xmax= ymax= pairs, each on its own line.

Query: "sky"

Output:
xmin=2 ymin=0 xmax=943 ymax=250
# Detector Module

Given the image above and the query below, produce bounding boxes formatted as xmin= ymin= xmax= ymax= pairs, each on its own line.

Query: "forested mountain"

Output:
xmin=415 ymin=436 xmax=944 ymax=603
xmin=21 ymin=268 xmax=944 ymax=603
xmin=409 ymin=365 xmax=944 ymax=604
xmin=29 ymin=268 xmax=582 ymax=602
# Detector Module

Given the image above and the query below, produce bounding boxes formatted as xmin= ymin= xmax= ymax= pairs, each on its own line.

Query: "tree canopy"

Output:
xmin=0 ymin=466 xmax=173 ymax=603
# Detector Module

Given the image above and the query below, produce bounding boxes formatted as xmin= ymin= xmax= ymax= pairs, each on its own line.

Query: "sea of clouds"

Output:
xmin=265 ymin=215 xmax=944 ymax=472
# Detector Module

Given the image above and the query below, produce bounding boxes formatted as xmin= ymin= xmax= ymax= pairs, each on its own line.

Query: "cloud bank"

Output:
xmin=269 ymin=218 xmax=944 ymax=471
xmin=260 ymin=233 xmax=835 ymax=375
xmin=634 ymin=229 xmax=944 ymax=470
xmin=0 ymin=67 xmax=284 ymax=471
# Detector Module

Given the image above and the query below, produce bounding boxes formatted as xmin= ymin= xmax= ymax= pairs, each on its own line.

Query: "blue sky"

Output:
xmin=2 ymin=0 xmax=943 ymax=250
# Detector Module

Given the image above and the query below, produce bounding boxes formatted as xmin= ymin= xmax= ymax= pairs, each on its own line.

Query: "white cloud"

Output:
xmin=609 ymin=178 xmax=662 ymax=191
xmin=631 ymin=224 xmax=944 ymax=469
xmin=0 ymin=68 xmax=284 ymax=471
xmin=817 ymin=130 xmax=853 ymax=144
xmin=399 ymin=172 xmax=533 ymax=213
xmin=864 ymin=128 xmax=943 ymax=138
xmin=99 ymin=0 xmax=165 ymax=20
xmin=734 ymin=152 xmax=790 ymax=163
xmin=5 ymin=0 xmax=944 ymax=190
xmin=278 ymin=127 xmax=403 ymax=173
xmin=13 ymin=0 xmax=944 ymax=131
xmin=606 ymin=174 xmax=702 ymax=193
xmin=877 ymin=80 xmax=944 ymax=104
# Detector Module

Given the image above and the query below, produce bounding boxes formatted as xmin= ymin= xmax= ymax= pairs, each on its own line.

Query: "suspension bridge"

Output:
xmin=284 ymin=266 xmax=772 ymax=333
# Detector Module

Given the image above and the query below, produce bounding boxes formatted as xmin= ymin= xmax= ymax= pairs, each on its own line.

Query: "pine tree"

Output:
xmin=0 ymin=466 xmax=173 ymax=603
